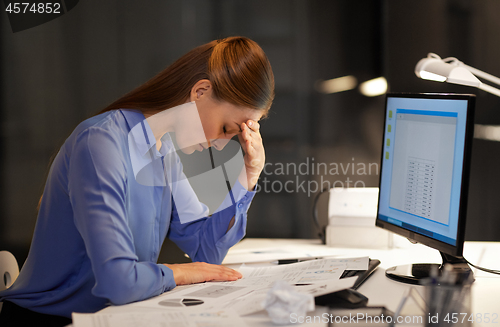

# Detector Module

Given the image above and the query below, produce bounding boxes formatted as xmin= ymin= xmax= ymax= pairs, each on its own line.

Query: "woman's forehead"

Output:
xmin=233 ymin=107 xmax=263 ymax=122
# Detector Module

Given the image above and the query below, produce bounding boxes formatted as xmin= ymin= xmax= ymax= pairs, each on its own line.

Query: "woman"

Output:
xmin=0 ymin=36 xmax=274 ymax=326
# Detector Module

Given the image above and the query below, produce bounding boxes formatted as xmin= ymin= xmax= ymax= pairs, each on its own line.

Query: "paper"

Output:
xmin=263 ymin=280 xmax=315 ymax=325
xmin=237 ymin=258 xmax=348 ymax=285
xmin=126 ymin=281 xmax=251 ymax=312
xmin=218 ymin=258 xmax=350 ymax=316
xmin=224 ymin=277 xmax=356 ymax=316
xmin=222 ymin=243 xmax=342 ymax=264
xmin=335 ymin=256 xmax=370 ymax=270
xmin=127 ymin=258 xmax=358 ymax=316
xmin=72 ymin=309 xmax=248 ymax=327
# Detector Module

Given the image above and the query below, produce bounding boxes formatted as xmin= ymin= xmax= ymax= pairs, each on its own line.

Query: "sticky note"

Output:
xmin=389 ymin=110 xmax=393 ymax=118
xmin=388 ymin=125 xmax=391 ymax=132
xmin=385 ymin=152 xmax=389 ymax=159
xmin=386 ymin=139 xmax=390 ymax=147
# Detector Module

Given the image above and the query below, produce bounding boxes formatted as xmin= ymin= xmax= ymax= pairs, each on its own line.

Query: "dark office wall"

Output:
xmin=1 ymin=0 xmax=500 ymax=265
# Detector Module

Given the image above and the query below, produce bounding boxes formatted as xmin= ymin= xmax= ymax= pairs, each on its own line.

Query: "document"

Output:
xmin=217 ymin=257 xmax=364 ymax=315
xmin=222 ymin=276 xmax=356 ymax=316
xmin=222 ymin=242 xmax=342 ymax=264
xmin=74 ymin=257 xmax=365 ymax=325
xmin=127 ymin=258 xmax=363 ymax=315
xmin=389 ymin=112 xmax=457 ymax=226
xmin=72 ymin=309 xmax=248 ymax=327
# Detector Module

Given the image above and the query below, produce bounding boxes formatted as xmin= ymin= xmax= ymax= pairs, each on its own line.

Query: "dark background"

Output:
xmin=1 ymin=0 xmax=499 ymax=266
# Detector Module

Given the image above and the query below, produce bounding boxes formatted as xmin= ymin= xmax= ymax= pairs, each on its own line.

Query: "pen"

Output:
xmin=428 ymin=265 xmax=439 ymax=320
xmin=438 ymin=264 xmax=457 ymax=323
xmin=272 ymin=257 xmax=323 ymax=265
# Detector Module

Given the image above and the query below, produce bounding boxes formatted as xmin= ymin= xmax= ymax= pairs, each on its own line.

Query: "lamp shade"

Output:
xmin=415 ymin=54 xmax=481 ymax=87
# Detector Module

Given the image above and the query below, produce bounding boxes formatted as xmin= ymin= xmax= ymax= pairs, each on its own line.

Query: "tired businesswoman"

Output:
xmin=0 ymin=36 xmax=274 ymax=326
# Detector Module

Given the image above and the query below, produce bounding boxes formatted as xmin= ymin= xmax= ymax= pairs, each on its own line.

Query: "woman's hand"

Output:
xmin=164 ymin=262 xmax=242 ymax=285
xmin=238 ymin=120 xmax=265 ymax=191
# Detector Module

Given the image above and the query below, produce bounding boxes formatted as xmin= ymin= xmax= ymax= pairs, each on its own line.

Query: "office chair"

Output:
xmin=0 ymin=251 xmax=19 ymax=312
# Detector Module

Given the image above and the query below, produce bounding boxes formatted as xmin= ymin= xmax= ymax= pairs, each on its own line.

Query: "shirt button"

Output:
xmin=238 ymin=203 xmax=243 ymax=208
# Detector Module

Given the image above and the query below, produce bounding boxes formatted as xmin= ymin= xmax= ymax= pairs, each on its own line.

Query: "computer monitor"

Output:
xmin=376 ymin=93 xmax=476 ymax=284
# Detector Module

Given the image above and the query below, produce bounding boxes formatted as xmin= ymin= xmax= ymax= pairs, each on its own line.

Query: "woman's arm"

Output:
xmin=167 ymin=121 xmax=263 ymax=265
xmin=68 ymin=127 xmax=176 ymax=305
xmin=167 ymin=180 xmax=255 ymax=264
xmin=166 ymin=119 xmax=264 ymax=280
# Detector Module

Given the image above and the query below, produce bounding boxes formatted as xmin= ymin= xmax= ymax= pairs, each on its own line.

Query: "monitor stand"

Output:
xmin=385 ymin=251 xmax=474 ymax=285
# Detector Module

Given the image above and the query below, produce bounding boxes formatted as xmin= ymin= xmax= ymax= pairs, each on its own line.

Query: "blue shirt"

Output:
xmin=0 ymin=109 xmax=255 ymax=318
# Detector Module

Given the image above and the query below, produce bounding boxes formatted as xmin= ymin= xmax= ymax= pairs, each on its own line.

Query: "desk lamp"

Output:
xmin=415 ymin=53 xmax=500 ymax=97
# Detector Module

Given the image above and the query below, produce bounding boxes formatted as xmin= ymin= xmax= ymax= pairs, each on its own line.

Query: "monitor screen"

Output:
xmin=376 ymin=93 xmax=475 ymax=257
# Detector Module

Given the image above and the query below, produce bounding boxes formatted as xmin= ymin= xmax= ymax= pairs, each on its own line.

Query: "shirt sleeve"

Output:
xmin=168 ymin=179 xmax=256 ymax=264
xmin=68 ymin=127 xmax=176 ymax=305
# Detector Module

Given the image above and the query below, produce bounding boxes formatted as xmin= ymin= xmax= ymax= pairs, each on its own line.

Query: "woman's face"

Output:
xmin=177 ymin=80 xmax=263 ymax=154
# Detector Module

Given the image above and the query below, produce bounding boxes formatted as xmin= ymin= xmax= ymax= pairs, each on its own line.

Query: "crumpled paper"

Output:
xmin=262 ymin=280 xmax=315 ymax=325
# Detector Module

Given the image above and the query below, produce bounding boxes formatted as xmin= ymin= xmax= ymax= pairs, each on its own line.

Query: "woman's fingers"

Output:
xmin=164 ymin=262 xmax=242 ymax=286
xmin=246 ymin=120 xmax=260 ymax=132
xmin=240 ymin=121 xmax=264 ymax=160
xmin=166 ymin=262 xmax=242 ymax=285
xmin=238 ymin=125 xmax=251 ymax=150
xmin=237 ymin=119 xmax=265 ymax=191
xmin=240 ymin=121 xmax=262 ymax=149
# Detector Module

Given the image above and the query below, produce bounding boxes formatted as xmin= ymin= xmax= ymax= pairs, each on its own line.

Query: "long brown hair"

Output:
xmin=100 ymin=36 xmax=275 ymax=116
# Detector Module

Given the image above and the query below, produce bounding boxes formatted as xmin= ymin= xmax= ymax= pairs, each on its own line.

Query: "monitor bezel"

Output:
xmin=375 ymin=92 xmax=476 ymax=257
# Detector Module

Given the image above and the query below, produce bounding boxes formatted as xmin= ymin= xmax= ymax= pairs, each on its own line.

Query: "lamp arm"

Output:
xmin=477 ymin=83 xmax=500 ymax=97
xmin=458 ymin=63 xmax=500 ymax=87
xmin=460 ymin=63 xmax=500 ymax=97
xmin=446 ymin=58 xmax=500 ymax=96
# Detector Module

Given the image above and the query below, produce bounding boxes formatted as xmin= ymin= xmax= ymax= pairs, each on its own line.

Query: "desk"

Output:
xmin=223 ymin=238 xmax=500 ymax=327
xmin=96 ymin=238 xmax=500 ymax=327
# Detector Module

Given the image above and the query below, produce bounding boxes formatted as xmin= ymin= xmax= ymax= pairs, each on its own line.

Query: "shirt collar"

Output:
xmin=121 ymin=109 xmax=157 ymax=157
xmin=121 ymin=109 xmax=173 ymax=157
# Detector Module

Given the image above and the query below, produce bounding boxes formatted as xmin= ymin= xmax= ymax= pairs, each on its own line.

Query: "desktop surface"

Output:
xmin=224 ymin=238 xmax=500 ymax=327
xmin=88 ymin=238 xmax=500 ymax=327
